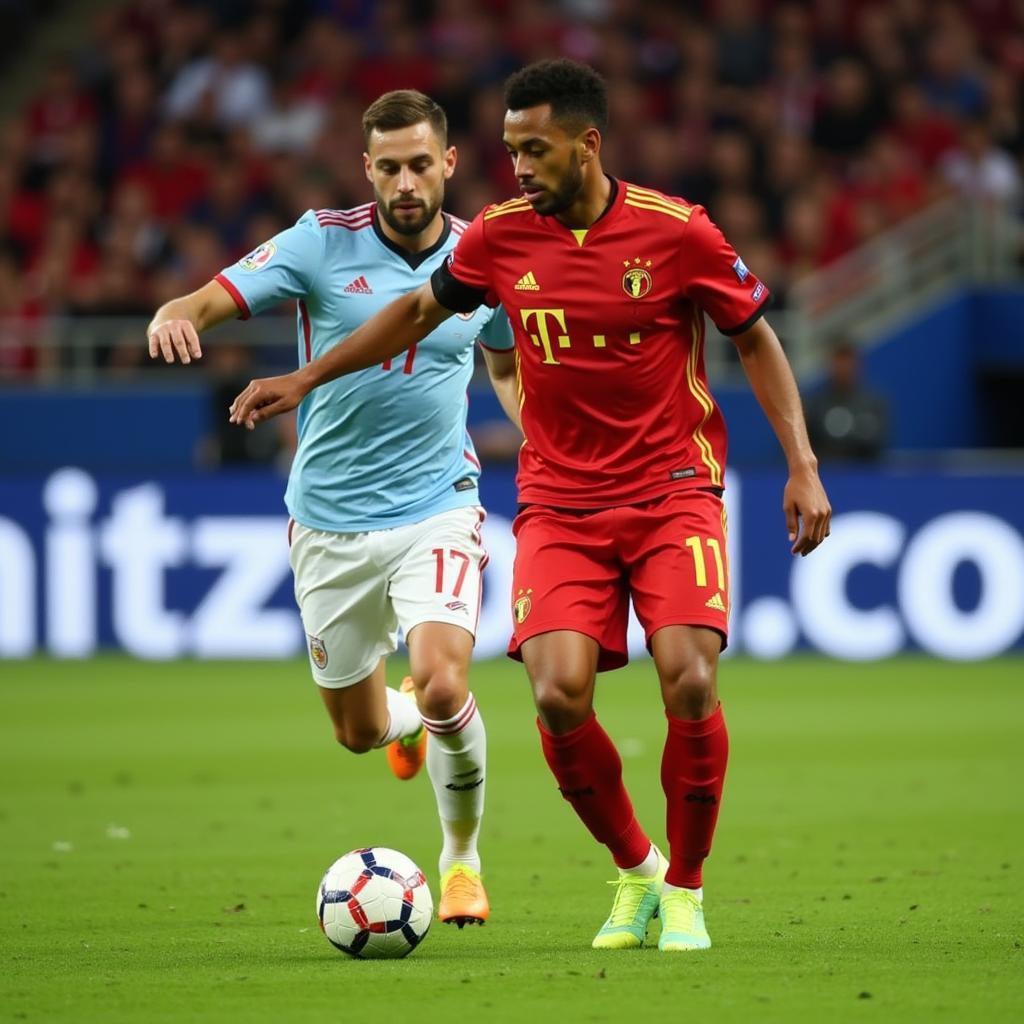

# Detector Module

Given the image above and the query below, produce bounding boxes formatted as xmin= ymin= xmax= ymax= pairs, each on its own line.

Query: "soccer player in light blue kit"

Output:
xmin=147 ymin=91 xmax=519 ymax=926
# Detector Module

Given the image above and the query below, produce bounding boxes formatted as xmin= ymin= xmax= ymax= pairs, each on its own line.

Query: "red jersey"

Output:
xmin=442 ymin=179 xmax=769 ymax=507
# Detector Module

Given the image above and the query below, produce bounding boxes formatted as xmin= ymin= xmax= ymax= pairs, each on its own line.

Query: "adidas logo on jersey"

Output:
xmin=343 ymin=275 xmax=373 ymax=294
xmin=705 ymin=592 xmax=727 ymax=612
xmin=514 ymin=271 xmax=540 ymax=291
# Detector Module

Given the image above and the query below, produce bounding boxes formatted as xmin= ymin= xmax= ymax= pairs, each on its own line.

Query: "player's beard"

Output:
xmin=528 ymin=151 xmax=584 ymax=217
xmin=377 ymin=192 xmax=442 ymax=236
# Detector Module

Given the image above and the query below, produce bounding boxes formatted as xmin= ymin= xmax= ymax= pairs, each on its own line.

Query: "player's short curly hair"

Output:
xmin=362 ymin=90 xmax=448 ymax=146
xmin=503 ymin=59 xmax=608 ymax=134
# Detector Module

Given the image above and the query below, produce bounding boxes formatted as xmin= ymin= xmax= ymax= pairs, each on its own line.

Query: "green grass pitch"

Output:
xmin=1 ymin=656 xmax=1021 ymax=1023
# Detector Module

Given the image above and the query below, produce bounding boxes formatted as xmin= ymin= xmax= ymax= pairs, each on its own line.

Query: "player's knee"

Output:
xmin=532 ymin=677 xmax=590 ymax=733
xmin=413 ymin=663 xmax=467 ymax=720
xmin=662 ymin=659 xmax=717 ymax=719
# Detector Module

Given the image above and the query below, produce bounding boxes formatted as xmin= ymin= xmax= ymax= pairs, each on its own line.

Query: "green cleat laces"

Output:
xmin=658 ymin=888 xmax=711 ymax=952
xmin=591 ymin=848 xmax=668 ymax=950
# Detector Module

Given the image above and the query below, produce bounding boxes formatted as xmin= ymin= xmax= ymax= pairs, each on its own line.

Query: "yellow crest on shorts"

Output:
xmin=308 ymin=635 xmax=328 ymax=670
xmin=514 ymin=588 xmax=533 ymax=624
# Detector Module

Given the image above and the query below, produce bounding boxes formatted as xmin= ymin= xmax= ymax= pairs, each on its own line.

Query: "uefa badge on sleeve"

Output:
xmin=238 ymin=240 xmax=277 ymax=272
xmin=309 ymin=635 xmax=328 ymax=670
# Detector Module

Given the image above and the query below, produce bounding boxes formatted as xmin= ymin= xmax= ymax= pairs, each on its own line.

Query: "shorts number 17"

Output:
xmin=432 ymin=548 xmax=471 ymax=596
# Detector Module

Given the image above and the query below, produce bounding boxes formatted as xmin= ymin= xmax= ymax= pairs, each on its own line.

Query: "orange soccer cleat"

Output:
xmin=385 ymin=677 xmax=426 ymax=781
xmin=438 ymin=863 xmax=490 ymax=928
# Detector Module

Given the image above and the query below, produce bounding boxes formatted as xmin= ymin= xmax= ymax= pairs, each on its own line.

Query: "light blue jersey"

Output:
xmin=216 ymin=204 xmax=513 ymax=532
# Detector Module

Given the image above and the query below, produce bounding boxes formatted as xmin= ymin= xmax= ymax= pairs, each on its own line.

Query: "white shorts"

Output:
xmin=289 ymin=505 xmax=487 ymax=689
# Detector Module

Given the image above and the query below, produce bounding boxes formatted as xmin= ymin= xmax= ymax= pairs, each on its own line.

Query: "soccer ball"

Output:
xmin=316 ymin=847 xmax=433 ymax=959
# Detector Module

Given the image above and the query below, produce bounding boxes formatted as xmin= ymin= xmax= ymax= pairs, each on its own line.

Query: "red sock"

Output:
xmin=661 ymin=704 xmax=729 ymax=888
xmin=537 ymin=714 xmax=651 ymax=870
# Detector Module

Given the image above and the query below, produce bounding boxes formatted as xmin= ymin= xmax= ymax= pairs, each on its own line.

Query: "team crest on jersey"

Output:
xmin=513 ymin=588 xmax=533 ymax=624
xmin=622 ymin=258 xmax=653 ymax=298
xmin=238 ymin=240 xmax=277 ymax=272
xmin=308 ymin=634 xmax=328 ymax=670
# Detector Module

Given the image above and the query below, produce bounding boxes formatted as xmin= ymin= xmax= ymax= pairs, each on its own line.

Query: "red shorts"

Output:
xmin=508 ymin=489 xmax=730 ymax=671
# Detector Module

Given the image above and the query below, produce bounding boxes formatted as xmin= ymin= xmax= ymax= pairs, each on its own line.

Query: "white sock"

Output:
xmin=663 ymin=881 xmax=703 ymax=902
xmin=621 ymin=843 xmax=659 ymax=878
xmin=375 ymin=685 xmax=422 ymax=747
xmin=420 ymin=693 xmax=486 ymax=876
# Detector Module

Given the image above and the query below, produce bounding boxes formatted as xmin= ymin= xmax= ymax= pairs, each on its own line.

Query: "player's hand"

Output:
xmin=229 ymin=372 xmax=308 ymax=429
xmin=147 ymin=319 xmax=203 ymax=364
xmin=783 ymin=464 xmax=832 ymax=556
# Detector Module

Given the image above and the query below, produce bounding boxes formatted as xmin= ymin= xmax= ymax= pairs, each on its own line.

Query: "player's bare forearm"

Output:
xmin=482 ymin=349 xmax=522 ymax=432
xmin=299 ymin=286 xmax=450 ymax=390
xmin=491 ymin=378 xmax=522 ymax=432
xmin=733 ymin=318 xmax=815 ymax=470
xmin=733 ymin=317 xmax=832 ymax=555
xmin=147 ymin=279 xmax=240 ymax=363
xmin=229 ymin=283 xmax=453 ymax=428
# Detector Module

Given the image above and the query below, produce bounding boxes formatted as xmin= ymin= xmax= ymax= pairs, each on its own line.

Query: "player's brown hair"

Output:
xmin=361 ymin=90 xmax=448 ymax=147
xmin=504 ymin=59 xmax=608 ymax=134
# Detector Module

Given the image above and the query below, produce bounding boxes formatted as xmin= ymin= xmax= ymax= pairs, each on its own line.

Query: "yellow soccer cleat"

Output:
xmin=591 ymin=847 xmax=668 ymax=950
xmin=658 ymin=888 xmax=711 ymax=951
xmin=438 ymin=863 xmax=489 ymax=928
xmin=386 ymin=677 xmax=426 ymax=781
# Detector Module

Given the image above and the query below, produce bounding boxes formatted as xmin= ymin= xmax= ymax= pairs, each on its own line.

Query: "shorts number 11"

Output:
xmin=684 ymin=535 xmax=725 ymax=590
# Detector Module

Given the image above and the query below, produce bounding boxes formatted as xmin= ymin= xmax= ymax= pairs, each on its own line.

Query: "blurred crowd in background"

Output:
xmin=2 ymin=0 xmax=1024 ymax=382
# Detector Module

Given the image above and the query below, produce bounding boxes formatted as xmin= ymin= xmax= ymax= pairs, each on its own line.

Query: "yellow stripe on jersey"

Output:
xmin=720 ymin=503 xmax=730 ymax=606
xmin=484 ymin=199 xmax=530 ymax=213
xmin=624 ymin=196 xmax=692 ymax=223
xmin=513 ymin=347 xmax=530 ymax=447
xmin=625 ymin=185 xmax=693 ymax=214
xmin=686 ymin=317 xmax=723 ymax=487
xmin=490 ymin=196 xmax=527 ymax=210
xmin=484 ymin=196 xmax=529 ymax=212
xmin=484 ymin=199 xmax=531 ymax=220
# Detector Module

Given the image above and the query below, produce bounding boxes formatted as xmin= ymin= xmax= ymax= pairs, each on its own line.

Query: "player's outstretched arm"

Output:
xmin=229 ymin=282 xmax=453 ymax=429
xmin=481 ymin=348 xmax=522 ymax=432
xmin=732 ymin=317 xmax=832 ymax=556
xmin=147 ymin=280 xmax=241 ymax=364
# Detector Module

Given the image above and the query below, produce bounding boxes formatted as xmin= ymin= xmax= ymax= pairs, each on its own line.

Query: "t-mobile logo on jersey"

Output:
xmin=519 ymin=308 xmax=642 ymax=365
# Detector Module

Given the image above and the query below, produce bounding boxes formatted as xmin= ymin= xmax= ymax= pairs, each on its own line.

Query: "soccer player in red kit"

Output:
xmin=229 ymin=59 xmax=832 ymax=952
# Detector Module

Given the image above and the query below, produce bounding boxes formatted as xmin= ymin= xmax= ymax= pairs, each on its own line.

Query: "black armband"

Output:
xmin=430 ymin=259 xmax=489 ymax=314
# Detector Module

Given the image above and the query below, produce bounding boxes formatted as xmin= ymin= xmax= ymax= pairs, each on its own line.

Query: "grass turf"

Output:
xmin=1 ymin=656 xmax=1021 ymax=1023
